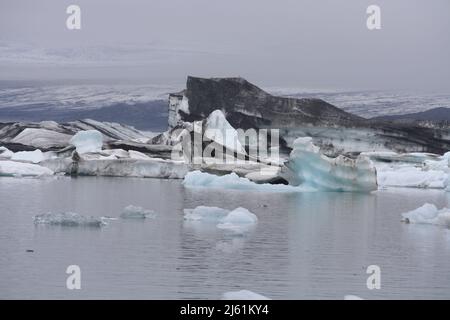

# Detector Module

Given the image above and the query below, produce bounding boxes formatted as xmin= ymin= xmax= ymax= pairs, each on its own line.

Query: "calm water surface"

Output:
xmin=1 ymin=176 xmax=450 ymax=299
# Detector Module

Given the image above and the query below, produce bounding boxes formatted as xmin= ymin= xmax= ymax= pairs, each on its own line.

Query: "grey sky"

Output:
xmin=0 ymin=0 xmax=449 ymax=91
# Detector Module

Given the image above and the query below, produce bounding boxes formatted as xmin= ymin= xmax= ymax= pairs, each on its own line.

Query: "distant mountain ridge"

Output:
xmin=373 ymin=107 xmax=450 ymax=123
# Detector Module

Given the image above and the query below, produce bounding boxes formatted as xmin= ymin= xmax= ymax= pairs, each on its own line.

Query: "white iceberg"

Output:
xmin=283 ymin=137 xmax=377 ymax=192
xmin=365 ymin=151 xmax=450 ymax=189
xmin=377 ymin=166 xmax=448 ymax=189
xmin=217 ymin=207 xmax=258 ymax=233
xmin=33 ymin=212 xmax=105 ymax=227
xmin=0 ymin=146 xmax=13 ymax=159
xmin=120 ymin=205 xmax=156 ymax=219
xmin=184 ymin=206 xmax=258 ymax=233
xmin=10 ymin=149 xmax=45 ymax=164
xmin=401 ymin=203 xmax=450 ymax=227
xmin=70 ymin=130 xmax=103 ymax=154
xmin=183 ymin=170 xmax=305 ymax=192
xmin=222 ymin=290 xmax=271 ymax=300
xmin=204 ymin=110 xmax=246 ymax=155
xmin=0 ymin=160 xmax=54 ymax=177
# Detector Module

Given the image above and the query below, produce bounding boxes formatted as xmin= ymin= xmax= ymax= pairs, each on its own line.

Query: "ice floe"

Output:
xmin=282 ymin=137 xmax=377 ymax=192
xmin=183 ymin=170 xmax=304 ymax=192
xmin=33 ymin=212 xmax=105 ymax=227
xmin=401 ymin=203 xmax=450 ymax=227
xmin=0 ymin=160 xmax=54 ymax=177
xmin=70 ymin=130 xmax=103 ymax=154
xmin=120 ymin=205 xmax=156 ymax=219
xmin=369 ymin=151 xmax=450 ymax=189
xmin=204 ymin=110 xmax=246 ymax=155
xmin=222 ymin=290 xmax=271 ymax=300
xmin=184 ymin=206 xmax=258 ymax=233
xmin=344 ymin=295 xmax=364 ymax=300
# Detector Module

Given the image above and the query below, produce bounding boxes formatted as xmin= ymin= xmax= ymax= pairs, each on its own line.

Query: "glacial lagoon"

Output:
xmin=1 ymin=176 xmax=450 ymax=299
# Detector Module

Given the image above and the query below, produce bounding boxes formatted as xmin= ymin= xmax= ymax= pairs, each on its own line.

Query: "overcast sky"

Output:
xmin=0 ymin=0 xmax=449 ymax=91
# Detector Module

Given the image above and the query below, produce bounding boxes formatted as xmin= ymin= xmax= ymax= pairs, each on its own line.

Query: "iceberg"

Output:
xmin=222 ymin=290 xmax=271 ymax=300
xmin=377 ymin=166 xmax=448 ymax=189
xmin=184 ymin=206 xmax=258 ymax=233
xmin=344 ymin=295 xmax=364 ymax=300
xmin=10 ymin=149 xmax=45 ymax=164
xmin=70 ymin=130 xmax=103 ymax=154
xmin=0 ymin=146 xmax=13 ymax=159
xmin=41 ymin=158 xmax=188 ymax=179
xmin=183 ymin=170 xmax=305 ymax=192
xmin=0 ymin=160 xmax=54 ymax=177
xmin=283 ymin=137 xmax=377 ymax=192
xmin=401 ymin=203 xmax=450 ymax=227
xmin=120 ymin=205 xmax=156 ymax=219
xmin=216 ymin=207 xmax=258 ymax=233
xmin=33 ymin=212 xmax=105 ymax=227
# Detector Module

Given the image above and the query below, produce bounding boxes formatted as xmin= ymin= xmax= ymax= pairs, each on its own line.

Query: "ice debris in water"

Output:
xmin=120 ymin=205 xmax=156 ymax=219
xmin=344 ymin=295 xmax=364 ymax=300
xmin=70 ymin=130 xmax=103 ymax=154
xmin=183 ymin=170 xmax=306 ymax=192
xmin=184 ymin=206 xmax=258 ymax=233
xmin=401 ymin=203 xmax=450 ymax=227
xmin=33 ymin=212 xmax=106 ymax=227
xmin=222 ymin=290 xmax=271 ymax=300
xmin=283 ymin=137 xmax=377 ymax=192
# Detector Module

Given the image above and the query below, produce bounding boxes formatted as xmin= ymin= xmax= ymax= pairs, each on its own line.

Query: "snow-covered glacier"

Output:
xmin=282 ymin=137 xmax=377 ymax=192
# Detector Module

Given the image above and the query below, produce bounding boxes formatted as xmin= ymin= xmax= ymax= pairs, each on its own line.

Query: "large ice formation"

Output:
xmin=183 ymin=170 xmax=303 ymax=192
xmin=283 ymin=137 xmax=377 ymax=192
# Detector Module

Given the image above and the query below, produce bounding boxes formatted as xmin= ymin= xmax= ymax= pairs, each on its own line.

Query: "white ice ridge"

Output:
xmin=33 ymin=212 xmax=106 ymax=227
xmin=401 ymin=203 xmax=450 ymax=227
xmin=120 ymin=205 xmax=156 ymax=219
xmin=0 ymin=160 xmax=54 ymax=177
xmin=183 ymin=170 xmax=308 ymax=192
xmin=70 ymin=130 xmax=103 ymax=154
xmin=222 ymin=290 xmax=271 ymax=300
xmin=204 ymin=110 xmax=246 ymax=155
xmin=283 ymin=137 xmax=377 ymax=192
xmin=184 ymin=206 xmax=258 ymax=233
xmin=368 ymin=151 xmax=450 ymax=189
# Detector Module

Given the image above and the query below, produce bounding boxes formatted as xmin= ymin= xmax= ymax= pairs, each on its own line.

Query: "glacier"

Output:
xmin=401 ymin=203 xmax=450 ymax=227
xmin=282 ymin=137 xmax=377 ymax=192
xmin=184 ymin=206 xmax=258 ymax=233
xmin=33 ymin=212 xmax=106 ymax=227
